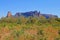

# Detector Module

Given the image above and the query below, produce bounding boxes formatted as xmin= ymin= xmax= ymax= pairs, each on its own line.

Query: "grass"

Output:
xmin=0 ymin=17 xmax=60 ymax=40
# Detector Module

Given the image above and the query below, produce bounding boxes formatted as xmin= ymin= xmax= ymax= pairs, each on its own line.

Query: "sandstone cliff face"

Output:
xmin=7 ymin=11 xmax=12 ymax=17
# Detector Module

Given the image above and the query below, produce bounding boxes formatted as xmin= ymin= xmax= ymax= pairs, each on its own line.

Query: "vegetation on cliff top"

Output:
xmin=0 ymin=15 xmax=60 ymax=40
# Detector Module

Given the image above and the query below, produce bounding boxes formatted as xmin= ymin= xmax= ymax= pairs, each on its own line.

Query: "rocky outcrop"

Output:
xmin=15 ymin=12 xmax=21 ymax=17
xmin=15 ymin=11 xmax=40 ymax=17
xmin=6 ymin=11 xmax=58 ymax=18
xmin=7 ymin=11 xmax=12 ymax=17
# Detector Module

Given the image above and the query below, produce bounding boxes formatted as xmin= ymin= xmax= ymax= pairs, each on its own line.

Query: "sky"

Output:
xmin=0 ymin=0 xmax=60 ymax=18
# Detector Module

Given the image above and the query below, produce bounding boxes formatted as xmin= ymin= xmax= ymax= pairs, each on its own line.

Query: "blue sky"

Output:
xmin=0 ymin=0 xmax=60 ymax=18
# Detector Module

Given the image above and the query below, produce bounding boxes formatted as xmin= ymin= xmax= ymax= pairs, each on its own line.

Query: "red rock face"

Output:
xmin=7 ymin=11 xmax=12 ymax=17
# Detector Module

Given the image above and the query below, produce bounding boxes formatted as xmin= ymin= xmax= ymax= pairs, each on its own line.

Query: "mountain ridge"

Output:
xmin=7 ymin=11 xmax=58 ymax=18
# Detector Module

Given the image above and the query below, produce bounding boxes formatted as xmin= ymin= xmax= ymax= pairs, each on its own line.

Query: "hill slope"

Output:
xmin=0 ymin=11 xmax=60 ymax=40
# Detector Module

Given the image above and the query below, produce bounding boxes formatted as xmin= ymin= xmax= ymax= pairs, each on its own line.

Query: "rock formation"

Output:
xmin=7 ymin=11 xmax=12 ymax=17
xmin=15 ymin=12 xmax=21 ymax=17
xmin=6 ymin=11 xmax=58 ymax=18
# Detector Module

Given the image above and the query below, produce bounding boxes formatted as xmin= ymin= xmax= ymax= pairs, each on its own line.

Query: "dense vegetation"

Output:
xmin=0 ymin=16 xmax=60 ymax=40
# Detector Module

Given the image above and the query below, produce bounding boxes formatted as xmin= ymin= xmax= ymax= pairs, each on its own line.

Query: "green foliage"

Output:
xmin=55 ymin=38 xmax=60 ymax=40
xmin=56 ymin=18 xmax=60 ymax=22
xmin=37 ymin=30 xmax=44 ymax=36
xmin=0 ymin=16 xmax=60 ymax=40
xmin=58 ymin=30 xmax=60 ymax=35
